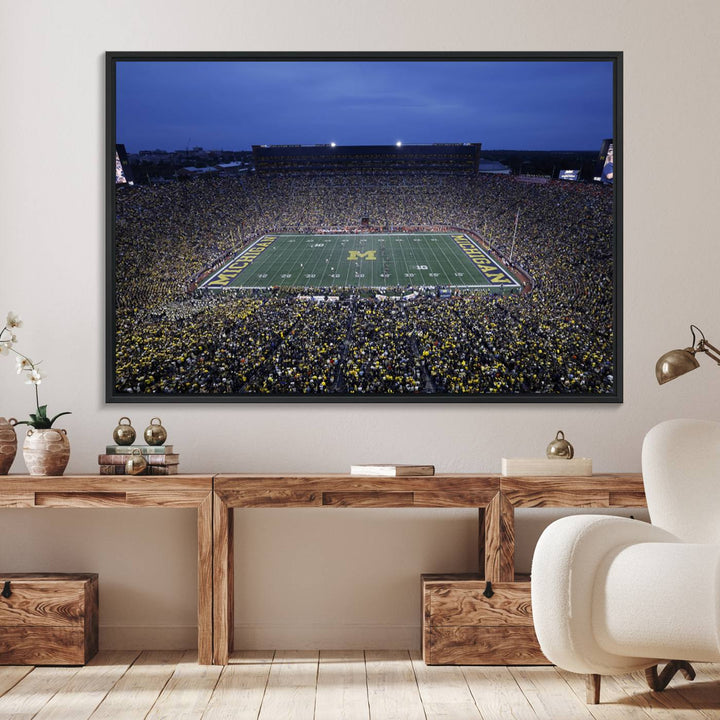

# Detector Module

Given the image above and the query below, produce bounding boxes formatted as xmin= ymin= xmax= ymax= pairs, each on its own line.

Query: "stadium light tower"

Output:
xmin=396 ymin=141 xmax=402 ymax=147
xmin=330 ymin=142 xmax=336 ymax=147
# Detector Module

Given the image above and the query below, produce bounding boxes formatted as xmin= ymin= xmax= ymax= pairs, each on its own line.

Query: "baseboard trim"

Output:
xmin=99 ymin=623 xmax=421 ymax=650
xmin=234 ymin=623 xmax=421 ymax=650
xmin=100 ymin=625 xmax=198 ymax=650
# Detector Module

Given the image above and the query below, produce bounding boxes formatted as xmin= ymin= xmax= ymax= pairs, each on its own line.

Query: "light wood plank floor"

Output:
xmin=0 ymin=651 xmax=718 ymax=720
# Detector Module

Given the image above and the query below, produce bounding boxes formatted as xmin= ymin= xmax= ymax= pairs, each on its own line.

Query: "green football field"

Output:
xmin=201 ymin=232 xmax=521 ymax=291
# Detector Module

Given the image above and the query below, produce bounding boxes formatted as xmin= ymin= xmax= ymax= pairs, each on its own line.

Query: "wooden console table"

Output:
xmin=0 ymin=475 xmax=214 ymax=665
xmin=212 ymin=473 xmax=646 ymax=665
xmin=1 ymin=473 xmax=647 ymax=666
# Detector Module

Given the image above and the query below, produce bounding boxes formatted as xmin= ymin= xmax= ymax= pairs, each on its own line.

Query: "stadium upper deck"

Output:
xmin=252 ymin=143 xmax=482 ymax=174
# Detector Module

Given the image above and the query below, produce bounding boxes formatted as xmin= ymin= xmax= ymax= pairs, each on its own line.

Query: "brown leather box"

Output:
xmin=0 ymin=573 xmax=98 ymax=665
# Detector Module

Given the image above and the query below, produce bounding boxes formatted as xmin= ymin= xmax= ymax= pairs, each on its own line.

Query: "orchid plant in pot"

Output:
xmin=0 ymin=312 xmax=72 ymax=475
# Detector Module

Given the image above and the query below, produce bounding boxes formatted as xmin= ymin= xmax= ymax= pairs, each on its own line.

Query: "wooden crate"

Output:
xmin=0 ymin=573 xmax=98 ymax=665
xmin=422 ymin=573 xmax=548 ymax=665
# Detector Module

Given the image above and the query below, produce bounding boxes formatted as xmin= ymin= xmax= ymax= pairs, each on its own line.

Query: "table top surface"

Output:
xmin=0 ymin=473 xmax=646 ymax=508
xmin=214 ymin=473 xmax=646 ymax=508
xmin=0 ymin=474 xmax=213 ymax=490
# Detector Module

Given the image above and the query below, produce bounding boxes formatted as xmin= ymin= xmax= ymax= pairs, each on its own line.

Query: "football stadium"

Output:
xmin=113 ymin=141 xmax=615 ymax=398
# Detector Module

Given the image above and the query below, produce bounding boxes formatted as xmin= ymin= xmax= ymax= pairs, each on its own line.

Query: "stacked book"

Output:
xmin=98 ymin=445 xmax=179 ymax=475
xmin=350 ymin=464 xmax=434 ymax=477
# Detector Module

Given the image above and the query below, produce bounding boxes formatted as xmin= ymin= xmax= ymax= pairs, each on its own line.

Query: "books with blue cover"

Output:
xmin=105 ymin=445 xmax=173 ymax=454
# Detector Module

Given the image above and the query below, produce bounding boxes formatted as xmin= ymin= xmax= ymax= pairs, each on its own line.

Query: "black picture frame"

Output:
xmin=107 ymin=51 xmax=622 ymax=403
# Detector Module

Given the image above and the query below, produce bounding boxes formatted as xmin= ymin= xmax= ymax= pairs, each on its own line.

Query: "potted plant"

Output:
xmin=1 ymin=312 xmax=72 ymax=476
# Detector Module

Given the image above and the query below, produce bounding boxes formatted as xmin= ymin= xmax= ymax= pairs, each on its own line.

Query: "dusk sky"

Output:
xmin=116 ymin=59 xmax=614 ymax=153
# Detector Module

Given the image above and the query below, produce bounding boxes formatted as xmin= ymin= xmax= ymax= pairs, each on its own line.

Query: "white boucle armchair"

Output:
xmin=531 ymin=418 xmax=720 ymax=703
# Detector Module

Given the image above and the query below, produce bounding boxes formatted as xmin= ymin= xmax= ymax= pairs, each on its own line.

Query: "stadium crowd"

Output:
xmin=114 ymin=171 xmax=614 ymax=396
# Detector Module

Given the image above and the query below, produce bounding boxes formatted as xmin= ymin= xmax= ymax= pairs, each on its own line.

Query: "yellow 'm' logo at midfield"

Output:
xmin=347 ymin=250 xmax=377 ymax=261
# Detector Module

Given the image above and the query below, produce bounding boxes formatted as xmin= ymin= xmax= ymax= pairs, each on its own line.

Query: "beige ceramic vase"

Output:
xmin=22 ymin=427 xmax=70 ymax=476
xmin=0 ymin=417 xmax=18 ymax=475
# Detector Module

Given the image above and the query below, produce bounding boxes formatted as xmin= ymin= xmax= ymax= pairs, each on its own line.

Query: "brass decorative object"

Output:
xmin=125 ymin=449 xmax=147 ymax=475
xmin=143 ymin=417 xmax=167 ymax=446
xmin=546 ymin=430 xmax=574 ymax=459
xmin=112 ymin=416 xmax=136 ymax=445
xmin=656 ymin=325 xmax=720 ymax=384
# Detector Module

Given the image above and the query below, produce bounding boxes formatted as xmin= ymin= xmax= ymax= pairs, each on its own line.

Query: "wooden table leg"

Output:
xmin=483 ymin=492 xmax=515 ymax=582
xmin=197 ymin=493 xmax=213 ymax=665
xmin=213 ymin=492 xmax=234 ymax=665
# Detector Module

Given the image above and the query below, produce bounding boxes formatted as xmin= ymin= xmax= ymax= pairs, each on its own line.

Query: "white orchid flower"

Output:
xmin=3 ymin=310 xmax=71 ymax=429
xmin=6 ymin=312 xmax=22 ymax=329
xmin=16 ymin=356 xmax=33 ymax=373
xmin=25 ymin=368 xmax=46 ymax=385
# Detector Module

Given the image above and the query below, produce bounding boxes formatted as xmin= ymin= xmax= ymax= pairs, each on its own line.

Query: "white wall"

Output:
xmin=1 ymin=0 xmax=719 ymax=649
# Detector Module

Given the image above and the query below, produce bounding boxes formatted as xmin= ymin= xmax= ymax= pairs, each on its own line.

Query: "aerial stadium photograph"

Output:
xmin=108 ymin=52 xmax=621 ymax=402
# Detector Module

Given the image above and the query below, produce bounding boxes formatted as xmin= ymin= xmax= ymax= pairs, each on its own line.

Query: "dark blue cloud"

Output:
xmin=116 ymin=59 xmax=613 ymax=152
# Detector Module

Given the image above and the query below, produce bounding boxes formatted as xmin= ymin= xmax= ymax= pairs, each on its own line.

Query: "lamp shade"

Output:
xmin=655 ymin=348 xmax=700 ymax=385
